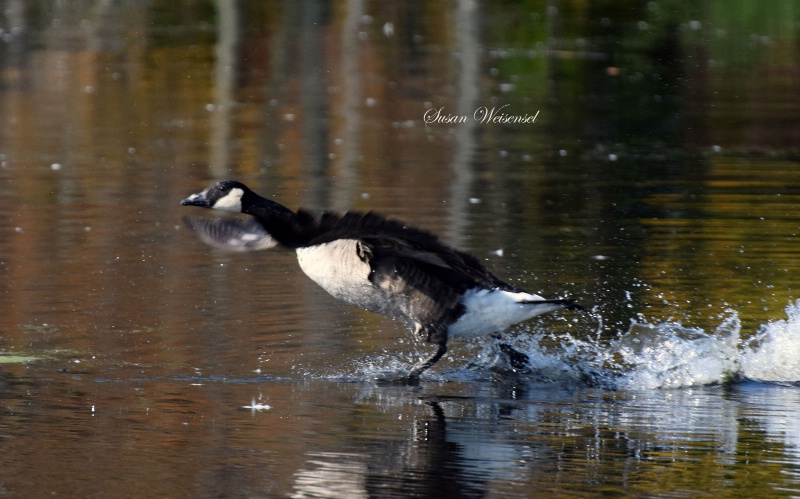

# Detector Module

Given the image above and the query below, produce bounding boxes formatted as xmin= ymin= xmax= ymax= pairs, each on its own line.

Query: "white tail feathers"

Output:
xmin=447 ymin=289 xmax=574 ymax=339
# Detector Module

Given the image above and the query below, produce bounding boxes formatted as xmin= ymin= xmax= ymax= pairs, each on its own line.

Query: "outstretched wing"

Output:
xmin=183 ymin=216 xmax=279 ymax=252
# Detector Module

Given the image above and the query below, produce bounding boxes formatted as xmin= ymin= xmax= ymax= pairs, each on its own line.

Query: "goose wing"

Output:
xmin=183 ymin=216 xmax=279 ymax=252
xmin=299 ymin=209 xmax=518 ymax=292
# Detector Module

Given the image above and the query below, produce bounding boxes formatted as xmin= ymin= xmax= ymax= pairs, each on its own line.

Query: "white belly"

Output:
xmin=295 ymin=240 xmax=376 ymax=308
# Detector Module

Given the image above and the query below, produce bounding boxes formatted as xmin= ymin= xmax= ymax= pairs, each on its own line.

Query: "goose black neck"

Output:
xmin=241 ymin=193 xmax=303 ymax=247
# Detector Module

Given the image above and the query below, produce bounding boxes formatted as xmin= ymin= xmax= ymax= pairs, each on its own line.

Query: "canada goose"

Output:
xmin=180 ymin=180 xmax=583 ymax=379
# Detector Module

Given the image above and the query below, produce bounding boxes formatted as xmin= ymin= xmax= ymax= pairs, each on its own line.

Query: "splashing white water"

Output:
xmin=741 ymin=300 xmax=800 ymax=383
xmin=466 ymin=300 xmax=800 ymax=389
xmin=612 ymin=312 xmax=741 ymax=389
xmin=336 ymin=300 xmax=800 ymax=389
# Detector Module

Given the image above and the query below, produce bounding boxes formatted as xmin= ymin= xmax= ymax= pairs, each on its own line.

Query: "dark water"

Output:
xmin=1 ymin=1 xmax=800 ymax=497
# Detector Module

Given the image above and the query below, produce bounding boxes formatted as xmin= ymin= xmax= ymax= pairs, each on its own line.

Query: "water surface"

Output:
xmin=1 ymin=1 xmax=800 ymax=497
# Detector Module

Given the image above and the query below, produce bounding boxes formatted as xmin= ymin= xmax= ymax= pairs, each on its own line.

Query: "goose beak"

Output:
xmin=180 ymin=191 xmax=209 ymax=208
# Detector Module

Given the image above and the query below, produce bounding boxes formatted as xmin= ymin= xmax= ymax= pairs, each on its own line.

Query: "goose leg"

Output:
xmin=408 ymin=341 xmax=447 ymax=380
xmin=498 ymin=342 xmax=530 ymax=371
xmin=490 ymin=333 xmax=530 ymax=371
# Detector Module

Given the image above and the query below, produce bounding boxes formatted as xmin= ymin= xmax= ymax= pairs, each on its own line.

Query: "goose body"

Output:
xmin=181 ymin=180 xmax=582 ymax=378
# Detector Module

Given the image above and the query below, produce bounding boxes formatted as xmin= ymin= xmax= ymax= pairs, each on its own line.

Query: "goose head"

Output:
xmin=180 ymin=180 xmax=252 ymax=212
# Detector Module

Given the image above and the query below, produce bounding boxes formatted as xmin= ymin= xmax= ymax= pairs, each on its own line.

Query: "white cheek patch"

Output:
xmin=213 ymin=187 xmax=244 ymax=212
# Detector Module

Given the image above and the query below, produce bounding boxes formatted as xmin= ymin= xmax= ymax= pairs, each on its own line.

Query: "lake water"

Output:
xmin=1 ymin=1 xmax=800 ymax=497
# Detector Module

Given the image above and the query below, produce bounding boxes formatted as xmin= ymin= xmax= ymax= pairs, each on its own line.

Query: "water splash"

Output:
xmin=321 ymin=300 xmax=800 ymax=389
xmin=612 ymin=312 xmax=741 ymax=389
xmin=741 ymin=300 xmax=800 ymax=383
xmin=492 ymin=300 xmax=800 ymax=389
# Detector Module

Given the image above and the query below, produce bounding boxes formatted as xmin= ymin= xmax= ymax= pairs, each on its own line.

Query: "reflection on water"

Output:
xmin=4 ymin=372 xmax=800 ymax=497
xmin=1 ymin=0 xmax=800 ymax=497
